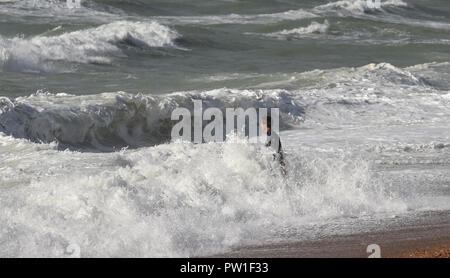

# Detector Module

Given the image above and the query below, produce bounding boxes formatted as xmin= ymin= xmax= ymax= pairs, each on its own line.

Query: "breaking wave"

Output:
xmin=0 ymin=89 xmax=304 ymax=150
xmin=0 ymin=0 xmax=125 ymax=21
xmin=155 ymin=9 xmax=318 ymax=25
xmin=313 ymin=0 xmax=408 ymax=15
xmin=0 ymin=20 xmax=180 ymax=72
xmin=267 ymin=20 xmax=330 ymax=39
xmin=0 ymin=131 xmax=407 ymax=257
xmin=1 ymin=62 xmax=448 ymax=150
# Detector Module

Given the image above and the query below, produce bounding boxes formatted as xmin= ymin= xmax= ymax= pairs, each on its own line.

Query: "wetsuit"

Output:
xmin=265 ymin=130 xmax=286 ymax=173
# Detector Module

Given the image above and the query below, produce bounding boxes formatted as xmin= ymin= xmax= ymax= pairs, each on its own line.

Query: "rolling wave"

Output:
xmin=0 ymin=0 xmax=124 ymax=23
xmin=312 ymin=0 xmax=450 ymax=30
xmin=0 ymin=20 xmax=180 ymax=72
xmin=313 ymin=0 xmax=408 ymax=14
xmin=266 ymin=20 xmax=330 ymax=39
xmin=1 ymin=62 xmax=448 ymax=150
xmin=155 ymin=9 xmax=318 ymax=25
xmin=0 ymin=89 xmax=304 ymax=150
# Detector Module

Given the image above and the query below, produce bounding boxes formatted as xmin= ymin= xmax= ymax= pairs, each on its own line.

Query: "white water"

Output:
xmin=155 ymin=9 xmax=318 ymax=25
xmin=313 ymin=0 xmax=408 ymax=14
xmin=0 ymin=0 xmax=123 ymax=23
xmin=2 ymin=63 xmax=448 ymax=147
xmin=312 ymin=0 xmax=450 ymax=30
xmin=1 ymin=62 xmax=449 ymax=257
xmin=0 ymin=132 xmax=411 ymax=257
xmin=0 ymin=20 xmax=180 ymax=72
xmin=267 ymin=20 xmax=330 ymax=39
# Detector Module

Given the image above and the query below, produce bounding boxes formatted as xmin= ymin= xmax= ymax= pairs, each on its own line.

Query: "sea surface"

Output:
xmin=0 ymin=0 xmax=449 ymax=257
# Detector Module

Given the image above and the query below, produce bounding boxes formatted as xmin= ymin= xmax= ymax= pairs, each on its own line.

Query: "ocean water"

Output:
xmin=0 ymin=0 xmax=449 ymax=257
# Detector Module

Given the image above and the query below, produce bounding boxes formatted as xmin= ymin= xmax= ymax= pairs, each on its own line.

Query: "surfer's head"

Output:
xmin=260 ymin=116 xmax=271 ymax=133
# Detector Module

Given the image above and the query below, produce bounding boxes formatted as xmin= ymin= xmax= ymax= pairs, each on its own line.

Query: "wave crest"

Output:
xmin=313 ymin=0 xmax=407 ymax=14
xmin=0 ymin=20 xmax=180 ymax=72
xmin=0 ymin=89 xmax=304 ymax=150
xmin=1 ymin=62 xmax=447 ymax=150
xmin=268 ymin=20 xmax=330 ymax=39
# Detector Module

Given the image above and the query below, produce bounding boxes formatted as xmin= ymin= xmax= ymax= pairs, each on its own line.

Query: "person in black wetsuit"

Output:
xmin=260 ymin=116 xmax=286 ymax=175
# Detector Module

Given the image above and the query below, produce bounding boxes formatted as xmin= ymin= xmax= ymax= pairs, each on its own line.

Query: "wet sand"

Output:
xmin=214 ymin=211 xmax=450 ymax=258
xmin=399 ymin=246 xmax=450 ymax=258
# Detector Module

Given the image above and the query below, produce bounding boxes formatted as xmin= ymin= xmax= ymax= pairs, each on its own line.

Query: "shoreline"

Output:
xmin=399 ymin=246 xmax=450 ymax=258
xmin=213 ymin=211 xmax=450 ymax=258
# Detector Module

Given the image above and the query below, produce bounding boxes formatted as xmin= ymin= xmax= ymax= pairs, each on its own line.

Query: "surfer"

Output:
xmin=260 ymin=116 xmax=286 ymax=175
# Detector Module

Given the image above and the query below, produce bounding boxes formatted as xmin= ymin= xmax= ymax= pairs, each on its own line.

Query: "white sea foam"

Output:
xmin=156 ymin=9 xmax=318 ymax=25
xmin=1 ymin=63 xmax=448 ymax=148
xmin=1 ymin=62 xmax=449 ymax=257
xmin=267 ymin=20 xmax=330 ymax=39
xmin=312 ymin=0 xmax=450 ymax=30
xmin=313 ymin=0 xmax=408 ymax=15
xmin=0 ymin=0 xmax=124 ymax=23
xmin=0 ymin=132 xmax=409 ymax=257
xmin=0 ymin=20 xmax=180 ymax=72
xmin=0 ymin=89 xmax=304 ymax=149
